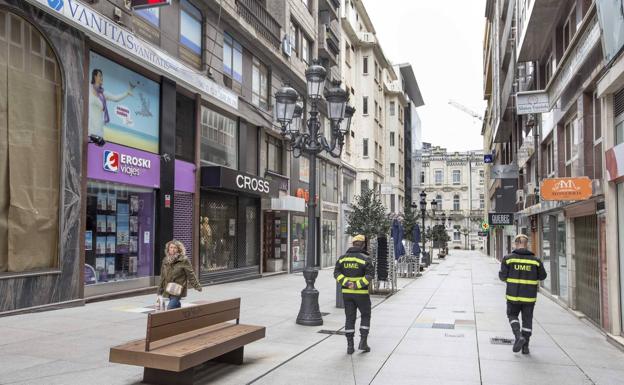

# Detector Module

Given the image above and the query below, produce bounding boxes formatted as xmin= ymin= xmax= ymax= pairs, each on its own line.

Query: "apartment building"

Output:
xmin=420 ymin=145 xmax=485 ymax=251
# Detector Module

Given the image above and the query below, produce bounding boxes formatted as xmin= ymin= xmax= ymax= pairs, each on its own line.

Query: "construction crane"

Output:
xmin=448 ymin=100 xmax=484 ymax=121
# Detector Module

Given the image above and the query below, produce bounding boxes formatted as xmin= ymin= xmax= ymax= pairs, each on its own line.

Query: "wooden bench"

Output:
xmin=109 ymin=298 xmax=265 ymax=385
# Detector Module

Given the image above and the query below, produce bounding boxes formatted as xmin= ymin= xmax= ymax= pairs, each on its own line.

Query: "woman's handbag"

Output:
xmin=165 ymin=282 xmax=183 ymax=297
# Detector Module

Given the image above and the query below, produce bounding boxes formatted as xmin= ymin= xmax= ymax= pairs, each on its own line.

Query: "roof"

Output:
xmin=397 ymin=63 xmax=425 ymax=107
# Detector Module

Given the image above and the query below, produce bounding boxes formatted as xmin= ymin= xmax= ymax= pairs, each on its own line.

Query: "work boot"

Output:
xmin=346 ymin=335 xmax=355 ymax=355
xmin=522 ymin=339 xmax=530 ymax=355
xmin=512 ymin=331 xmax=526 ymax=353
xmin=358 ymin=335 xmax=371 ymax=352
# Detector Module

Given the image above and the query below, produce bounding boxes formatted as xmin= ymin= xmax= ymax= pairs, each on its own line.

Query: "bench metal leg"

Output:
xmin=212 ymin=346 xmax=244 ymax=365
xmin=143 ymin=367 xmax=194 ymax=385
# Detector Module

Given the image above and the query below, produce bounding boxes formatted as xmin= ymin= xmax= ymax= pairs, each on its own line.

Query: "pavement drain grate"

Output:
xmin=445 ymin=333 xmax=465 ymax=338
xmin=490 ymin=337 xmax=513 ymax=345
xmin=432 ymin=323 xmax=455 ymax=329
xmin=318 ymin=330 xmax=346 ymax=335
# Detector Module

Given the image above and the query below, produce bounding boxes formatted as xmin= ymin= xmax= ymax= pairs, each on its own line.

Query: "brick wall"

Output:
xmin=174 ymin=192 xmax=194 ymax=262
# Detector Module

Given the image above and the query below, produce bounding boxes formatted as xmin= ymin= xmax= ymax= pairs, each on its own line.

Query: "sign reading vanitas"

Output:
xmin=488 ymin=212 xmax=514 ymax=226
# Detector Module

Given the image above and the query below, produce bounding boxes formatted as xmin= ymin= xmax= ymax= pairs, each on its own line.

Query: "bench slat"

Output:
xmin=149 ymin=298 xmax=241 ymax=328
xmin=149 ymin=308 xmax=239 ymax=346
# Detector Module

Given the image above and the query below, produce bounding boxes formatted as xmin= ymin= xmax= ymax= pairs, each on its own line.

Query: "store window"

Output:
xmin=176 ymin=93 xmax=195 ymax=162
xmin=0 ymin=11 xmax=61 ymax=273
xmin=266 ymin=135 xmax=284 ymax=174
xmin=252 ymin=57 xmax=269 ymax=110
xmin=179 ymin=0 xmax=202 ymax=68
xmin=541 ymin=214 xmax=553 ymax=291
xmin=321 ymin=214 xmax=338 ymax=267
xmin=291 ymin=215 xmax=307 ymax=271
xmin=200 ymin=107 xmax=238 ymax=169
xmin=223 ymin=33 xmax=243 ymax=89
xmin=556 ymin=213 xmax=567 ymax=301
xmin=85 ymin=181 xmax=155 ymax=284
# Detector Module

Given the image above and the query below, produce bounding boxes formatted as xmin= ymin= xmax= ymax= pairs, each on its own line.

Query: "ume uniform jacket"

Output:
xmin=334 ymin=247 xmax=374 ymax=295
xmin=499 ymin=248 xmax=547 ymax=304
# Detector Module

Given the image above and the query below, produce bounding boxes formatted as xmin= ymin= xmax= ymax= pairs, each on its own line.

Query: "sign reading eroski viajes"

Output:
xmin=28 ymin=0 xmax=238 ymax=109
xmin=88 ymin=143 xmax=160 ymax=188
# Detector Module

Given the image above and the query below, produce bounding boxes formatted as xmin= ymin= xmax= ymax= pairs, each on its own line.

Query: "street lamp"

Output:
xmin=274 ymin=61 xmax=353 ymax=326
xmin=418 ymin=190 xmax=440 ymax=267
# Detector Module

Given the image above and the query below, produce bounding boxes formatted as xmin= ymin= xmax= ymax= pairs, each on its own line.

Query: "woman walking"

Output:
xmin=157 ymin=240 xmax=202 ymax=310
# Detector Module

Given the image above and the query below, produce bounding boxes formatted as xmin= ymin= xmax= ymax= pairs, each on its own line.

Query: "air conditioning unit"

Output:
xmin=526 ymin=182 xmax=536 ymax=195
xmin=282 ymin=36 xmax=292 ymax=57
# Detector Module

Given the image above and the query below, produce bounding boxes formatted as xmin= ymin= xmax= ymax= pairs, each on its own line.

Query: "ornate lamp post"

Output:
xmin=419 ymin=191 xmax=438 ymax=266
xmin=274 ymin=62 xmax=353 ymax=326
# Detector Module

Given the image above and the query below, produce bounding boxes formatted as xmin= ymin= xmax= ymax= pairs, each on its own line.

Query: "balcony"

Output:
xmin=235 ymin=0 xmax=281 ymax=49
xmin=319 ymin=0 xmax=340 ymax=22
xmin=516 ymin=0 xmax=563 ymax=61
xmin=318 ymin=20 xmax=340 ymax=66
xmin=357 ymin=31 xmax=376 ymax=46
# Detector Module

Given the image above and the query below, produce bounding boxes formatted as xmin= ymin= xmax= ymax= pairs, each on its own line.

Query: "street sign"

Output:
xmin=481 ymin=222 xmax=490 ymax=231
xmin=131 ymin=0 xmax=171 ymax=10
xmin=488 ymin=212 xmax=514 ymax=226
xmin=516 ymin=91 xmax=550 ymax=114
xmin=540 ymin=177 xmax=593 ymax=201
xmin=478 ymin=231 xmax=489 ymax=237
xmin=484 ymin=154 xmax=493 ymax=163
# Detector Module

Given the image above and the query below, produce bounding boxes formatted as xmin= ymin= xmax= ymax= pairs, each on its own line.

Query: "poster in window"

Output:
xmin=85 ymin=231 xmax=93 ymax=251
xmin=97 ymin=191 xmax=107 ymax=210
xmin=96 ymin=257 xmax=105 ymax=271
xmin=106 ymin=236 xmax=116 ymax=254
xmin=107 ymin=215 xmax=116 ymax=233
xmin=130 ymin=195 xmax=139 ymax=214
xmin=105 ymin=256 xmax=116 ymax=275
xmin=116 ymin=203 xmax=130 ymax=252
xmin=130 ymin=236 xmax=138 ymax=253
xmin=96 ymin=237 xmax=107 ymax=254
xmin=129 ymin=256 xmax=138 ymax=274
xmin=88 ymin=52 xmax=161 ymax=153
xmin=107 ymin=191 xmax=117 ymax=211
xmin=96 ymin=215 xmax=107 ymax=233
xmin=130 ymin=216 xmax=139 ymax=233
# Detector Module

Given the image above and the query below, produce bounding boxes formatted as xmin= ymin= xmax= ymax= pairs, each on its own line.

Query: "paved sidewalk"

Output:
xmin=0 ymin=251 xmax=623 ymax=384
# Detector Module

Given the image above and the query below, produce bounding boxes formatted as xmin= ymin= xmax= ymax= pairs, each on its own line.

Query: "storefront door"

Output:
xmin=556 ymin=213 xmax=568 ymax=301
xmin=574 ymin=215 xmax=600 ymax=325
xmin=541 ymin=214 xmax=553 ymax=292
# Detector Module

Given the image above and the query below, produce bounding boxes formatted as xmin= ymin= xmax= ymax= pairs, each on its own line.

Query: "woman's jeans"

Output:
xmin=167 ymin=296 xmax=181 ymax=310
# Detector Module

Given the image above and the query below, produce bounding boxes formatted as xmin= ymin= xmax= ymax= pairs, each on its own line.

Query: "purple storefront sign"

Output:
xmin=87 ymin=143 xmax=160 ymax=188
xmin=175 ymin=160 xmax=196 ymax=193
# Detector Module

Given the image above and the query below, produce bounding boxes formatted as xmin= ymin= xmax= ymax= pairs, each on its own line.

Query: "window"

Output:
xmin=420 ymin=171 xmax=425 ymax=184
xmin=223 ymin=33 xmax=243 ymax=83
xmin=301 ymin=35 xmax=312 ymax=64
xmin=593 ymin=95 xmax=603 ymax=179
xmin=436 ymin=194 xmax=443 ymax=210
xmin=361 ymin=179 xmax=369 ymax=192
xmin=565 ymin=116 xmax=579 ymax=175
xmin=321 ymin=163 xmax=339 ymax=203
xmin=363 ymin=96 xmax=368 ymax=115
xmin=0 ymin=11 xmax=62 ymax=273
xmin=453 ymin=195 xmax=460 ymax=211
xmin=434 ymin=170 xmax=443 ymax=185
xmin=363 ymin=138 xmax=369 ymax=157
xmin=390 ymin=194 xmax=396 ymax=213
xmin=545 ymin=54 xmax=554 ymax=85
xmin=200 ymin=107 xmax=238 ymax=169
xmin=374 ymin=141 xmax=379 ymax=159
xmin=390 ymin=132 xmax=395 ymax=146
xmin=266 ymin=135 xmax=284 ymax=174
xmin=374 ymin=100 xmax=378 ymax=120
xmin=399 ymin=165 xmax=403 ymax=182
xmin=345 ymin=42 xmax=351 ymax=66
xmin=479 ymin=170 xmax=484 ymax=185
xmin=562 ymin=6 xmax=577 ymax=51
xmin=480 ymin=194 xmax=485 ymax=209
xmin=179 ymin=0 xmax=202 ymax=68
xmin=454 ymin=231 xmax=461 ymax=241
xmin=390 ymin=101 xmax=395 ymax=116
xmin=546 ymin=140 xmax=555 ymax=176
xmin=374 ymin=61 xmax=379 ymax=82
xmin=252 ymin=57 xmax=269 ymax=110
xmin=390 ymin=163 xmax=396 ymax=177
xmin=452 ymin=170 xmax=461 ymax=185
xmin=378 ymin=105 xmax=382 ymax=123
xmin=176 ymin=93 xmax=196 ymax=162
xmin=290 ymin=20 xmax=312 ymax=64
xmin=342 ymin=176 xmax=354 ymax=203
xmin=363 ymin=56 xmax=369 ymax=74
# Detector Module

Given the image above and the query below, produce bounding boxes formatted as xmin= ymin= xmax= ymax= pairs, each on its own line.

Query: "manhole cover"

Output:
xmin=432 ymin=323 xmax=455 ymax=329
xmin=318 ymin=330 xmax=346 ymax=335
xmin=445 ymin=333 xmax=465 ymax=338
xmin=490 ymin=337 xmax=513 ymax=345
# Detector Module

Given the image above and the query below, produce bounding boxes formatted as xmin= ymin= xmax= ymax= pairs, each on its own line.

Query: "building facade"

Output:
xmin=420 ymin=145 xmax=485 ymax=250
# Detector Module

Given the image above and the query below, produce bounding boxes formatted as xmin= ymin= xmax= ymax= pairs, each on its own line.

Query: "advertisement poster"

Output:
xmin=96 ymin=237 xmax=106 ymax=254
xmin=130 ymin=216 xmax=138 ymax=233
xmin=108 ymin=191 xmax=117 ymax=211
xmin=107 ymin=215 xmax=116 ymax=232
xmin=85 ymin=231 xmax=93 ymax=251
xmin=106 ymin=236 xmax=116 ymax=254
xmin=96 ymin=257 xmax=105 ymax=271
xmin=96 ymin=215 xmax=107 ymax=233
xmin=88 ymin=52 xmax=160 ymax=153
xmin=130 ymin=236 xmax=138 ymax=253
xmin=97 ymin=191 xmax=107 ymax=210
xmin=130 ymin=195 xmax=139 ymax=214
xmin=129 ymin=256 xmax=138 ymax=274
xmin=116 ymin=203 xmax=130 ymax=252
xmin=106 ymin=256 xmax=116 ymax=275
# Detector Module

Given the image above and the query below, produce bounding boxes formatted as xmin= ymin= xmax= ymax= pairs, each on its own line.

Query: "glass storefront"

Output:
xmin=85 ymin=181 xmax=155 ymax=285
xmin=291 ymin=215 xmax=307 ymax=271
xmin=321 ymin=214 xmax=338 ymax=268
xmin=557 ymin=213 xmax=568 ymax=301
xmin=618 ymin=183 xmax=624 ymax=332
xmin=541 ymin=214 xmax=552 ymax=291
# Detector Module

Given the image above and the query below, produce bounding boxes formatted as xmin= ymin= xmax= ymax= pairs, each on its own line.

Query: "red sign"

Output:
xmin=131 ymin=0 xmax=171 ymax=10
xmin=606 ymin=142 xmax=624 ymax=183
xmin=164 ymin=194 xmax=171 ymax=208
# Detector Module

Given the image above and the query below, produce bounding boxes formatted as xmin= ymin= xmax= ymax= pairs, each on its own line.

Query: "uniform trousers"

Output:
xmin=507 ymin=302 xmax=535 ymax=339
xmin=344 ymin=293 xmax=371 ymax=337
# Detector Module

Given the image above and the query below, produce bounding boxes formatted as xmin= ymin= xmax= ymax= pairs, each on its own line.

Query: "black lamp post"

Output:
xmin=419 ymin=191 xmax=439 ymax=266
xmin=274 ymin=62 xmax=353 ymax=326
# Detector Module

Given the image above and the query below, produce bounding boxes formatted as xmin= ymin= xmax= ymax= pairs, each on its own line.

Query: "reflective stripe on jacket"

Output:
xmin=334 ymin=247 xmax=374 ymax=295
xmin=499 ymin=249 xmax=547 ymax=304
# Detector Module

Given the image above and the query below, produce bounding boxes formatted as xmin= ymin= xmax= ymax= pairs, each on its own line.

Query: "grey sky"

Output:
xmin=362 ymin=0 xmax=486 ymax=152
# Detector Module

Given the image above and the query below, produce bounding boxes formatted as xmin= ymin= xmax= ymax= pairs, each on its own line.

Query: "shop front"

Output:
xmin=200 ymin=166 xmax=278 ymax=283
xmin=84 ymin=143 xmax=160 ymax=296
xmin=173 ymin=160 xmax=196 ymax=262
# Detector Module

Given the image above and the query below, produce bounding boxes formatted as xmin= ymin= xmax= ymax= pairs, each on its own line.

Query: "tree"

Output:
xmin=346 ymin=188 xmax=390 ymax=246
xmin=402 ymin=201 xmax=420 ymax=242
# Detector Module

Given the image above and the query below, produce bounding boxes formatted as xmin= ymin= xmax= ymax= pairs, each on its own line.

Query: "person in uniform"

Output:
xmin=334 ymin=234 xmax=374 ymax=354
xmin=499 ymin=234 xmax=547 ymax=354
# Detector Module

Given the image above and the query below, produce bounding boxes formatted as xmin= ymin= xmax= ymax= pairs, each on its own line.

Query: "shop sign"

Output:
xmin=29 ymin=0 xmax=238 ymax=109
xmin=516 ymin=91 xmax=550 ymax=114
xmin=488 ymin=212 xmax=514 ymax=226
xmin=88 ymin=142 xmax=160 ymax=188
xmin=483 ymin=154 xmax=493 ymax=163
xmin=490 ymin=164 xmax=519 ymax=179
xmin=201 ymin=166 xmax=279 ymax=197
xmin=540 ymin=177 xmax=593 ymax=201
xmin=606 ymin=142 xmax=624 ymax=183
